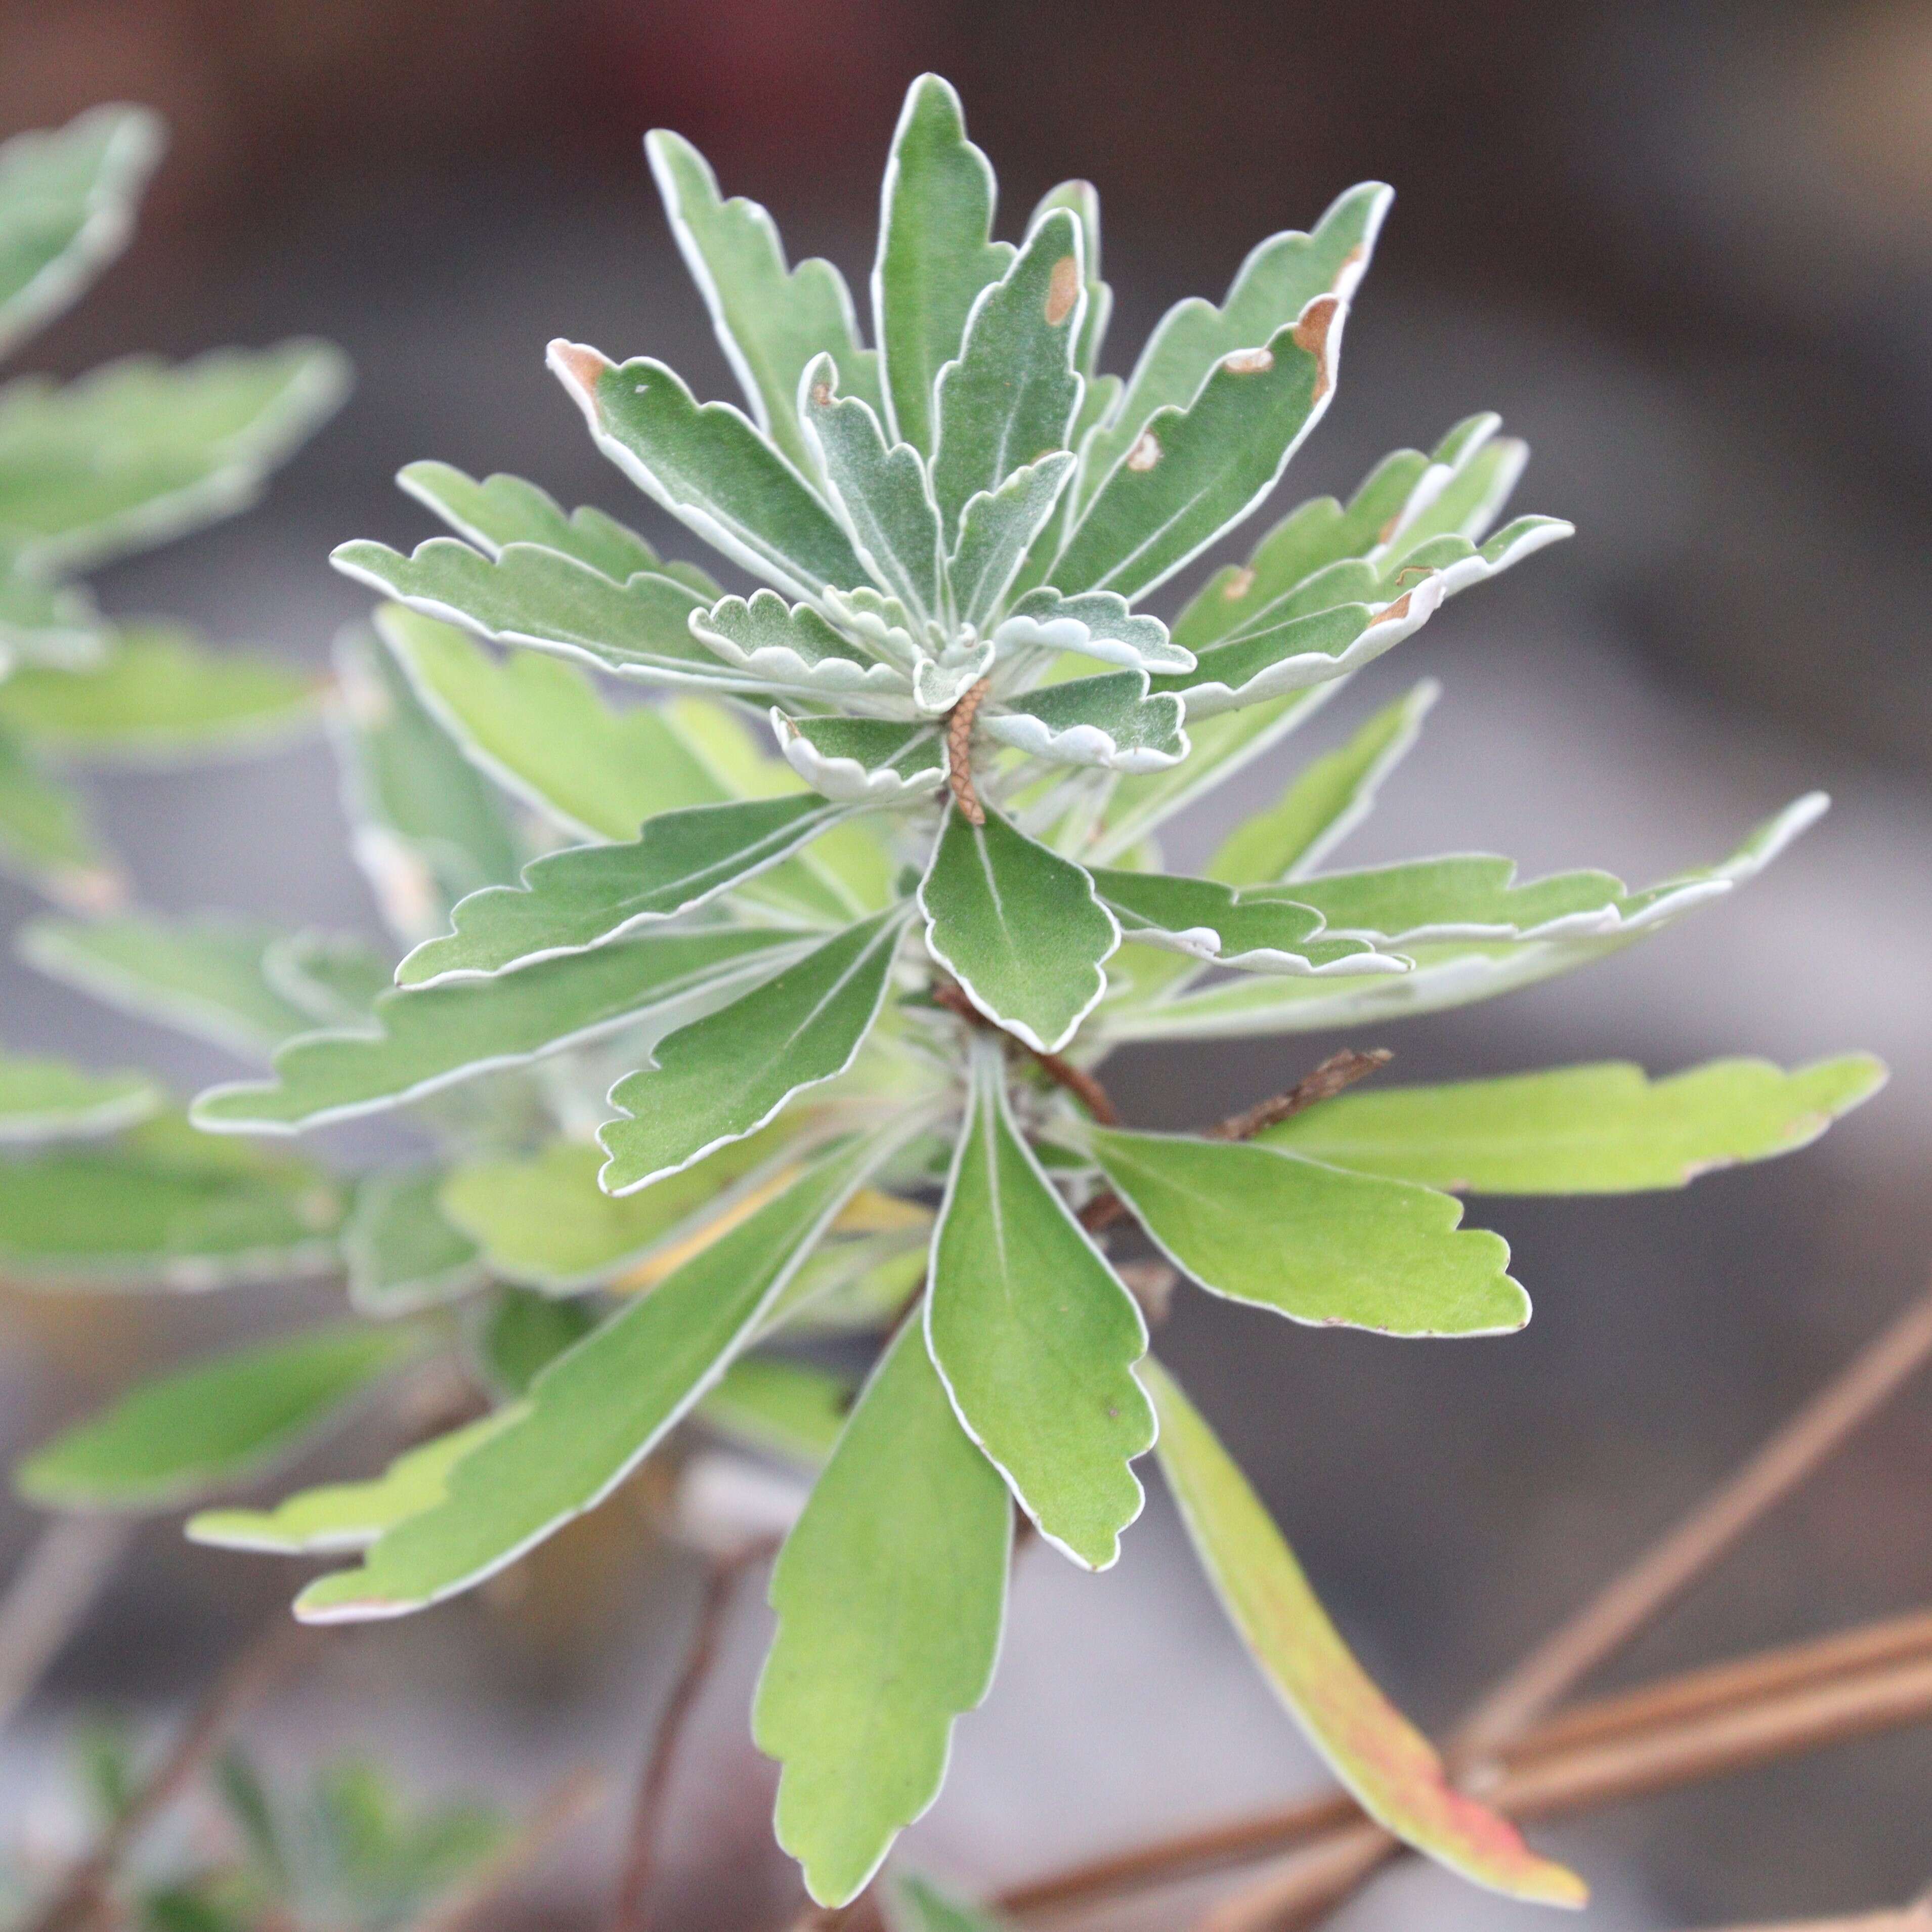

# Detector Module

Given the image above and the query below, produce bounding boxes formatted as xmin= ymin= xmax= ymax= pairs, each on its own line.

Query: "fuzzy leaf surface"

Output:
xmin=774 ymin=715 xmax=947 ymax=805
xmin=1088 ymin=1129 xmax=1527 ymax=1336
xmin=1262 ymin=1057 xmax=1886 ymax=1193
xmin=293 ymin=1133 xmax=893 ymax=1621
xmin=0 ymin=1114 xmax=347 ymax=1289
xmin=947 ymin=453 xmax=1076 ymax=629
xmin=1079 ymin=183 xmax=1389 ymax=514
xmin=400 ymin=796 xmax=849 ymax=984
xmin=16 ymin=1325 xmax=416 ymax=1512
xmin=599 ymin=908 xmax=909 ymax=1192
xmin=1207 ymin=680 xmax=1436 ymax=883
xmin=1092 ymin=870 xmax=1406 ymax=976
xmin=756 ymin=1316 xmax=1011 ymax=1906
xmin=918 ymin=803 xmax=1118 ymax=1053
xmin=927 ymin=1045 xmax=1151 ymax=1567
xmin=0 ymin=345 xmax=348 ymax=574
xmin=1146 ymin=1361 xmax=1585 ymax=1906
xmin=983 ymin=669 xmax=1187 ymax=774
xmin=693 ymin=589 xmax=913 ymax=702
xmin=929 ymin=208 xmax=1083 ymax=539
xmin=873 ymin=75 xmax=1014 ymax=455
xmin=396 ymin=462 xmax=676 ymax=581
xmin=549 ymin=346 xmax=869 ymax=599
xmin=648 ymin=130 xmax=882 ymax=471
xmin=193 ymin=928 xmax=801 ymax=1133
xmin=991 ymin=587 xmax=1191 ymax=673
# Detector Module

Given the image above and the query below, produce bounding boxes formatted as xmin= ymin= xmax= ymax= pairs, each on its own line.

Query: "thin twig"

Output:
xmin=1205 ymin=1050 xmax=1391 ymax=1142
xmin=931 ymin=981 xmax=1119 ymax=1126
xmin=407 ymin=1768 xmax=604 ymax=1932
xmin=26 ymin=1615 xmax=322 ymax=1932
xmin=1078 ymin=1048 xmax=1391 ymax=1235
xmin=1675 ymin=1915 xmax=1932 ymax=1932
xmin=944 ymin=679 xmax=992 ymax=825
xmin=608 ymin=1559 xmax=746 ymax=1932
xmin=0 ymin=1516 xmax=134 ymax=1732
xmin=998 ymin=1607 xmax=1932 ymax=1917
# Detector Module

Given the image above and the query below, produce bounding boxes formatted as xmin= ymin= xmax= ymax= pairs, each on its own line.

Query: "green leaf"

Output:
xmin=396 ymin=461 xmax=677 ymax=581
xmin=599 ymin=907 xmax=911 ymax=1193
xmin=186 ymin=1413 xmax=510 ymax=1557
xmin=928 ymin=1043 xmax=1152 ymax=1567
xmin=0 ymin=722 xmax=111 ymax=903
xmin=0 ymin=567 xmax=105 ymax=672
xmin=0 ymin=344 xmax=349 ymax=575
xmin=772 ymin=715 xmax=947 ymax=806
xmin=887 ymin=1872 xmax=1016 ymax=1932
xmin=343 ymin=1168 xmax=487 ymax=1315
xmin=918 ymin=803 xmax=1118 ymax=1053
xmin=332 ymin=539 xmax=734 ymax=691
xmin=1092 ymin=868 xmax=1406 ymax=975
xmin=16 ymin=1325 xmax=417 ymax=1511
xmin=947 ymin=453 xmax=1076 ymax=630
xmin=440 ymin=1123 xmax=804 ymax=1293
xmin=1261 ymin=1056 xmax=1887 ymax=1194
xmin=1086 ymin=1128 xmax=1526 ymax=1336
xmin=800 ymin=357 xmax=945 ymax=623
xmin=989 ymin=586 xmax=1191 ymax=673
xmin=1028 ymin=179 xmax=1110 ymax=378
xmin=470 ymin=1287 xmax=597 ymax=1399
xmin=647 ymin=130 xmax=882 ymax=474
xmin=332 ymin=628 xmax=521 ymax=941
xmin=1144 ymin=1361 xmax=1586 ymax=1907
xmin=0 ymin=624 xmax=315 ymax=762
xmin=984 ymin=668 xmax=1187 ymax=772
xmin=755 ymin=1315 xmax=1011 ymax=1907
xmin=697 ymin=1356 xmax=854 ymax=1466
xmin=1052 ymin=306 xmax=1346 ymax=604
xmin=873 ymin=74 xmax=1014 ymax=456
xmin=1207 ymin=680 xmax=1436 ymax=883
xmin=398 ymin=795 xmax=851 ymax=985
xmin=20 ymin=912 xmax=317 ymax=1058
xmin=929 ymin=207 xmax=1084 ymax=539
xmin=380 ymin=608 xmax=725 ymax=840
xmin=262 ymin=930 xmax=393 ymax=1026
xmin=0 ymin=106 xmax=161 ymax=355
xmin=1077 ymin=183 xmax=1388 ymax=516
xmin=293 ymin=1132 xmax=897 ymax=1621
xmin=0 ymin=1047 xmax=158 ymax=1142
xmin=690 ymin=588 xmax=913 ymax=703
xmin=0 ymin=1113 xmax=347 ymax=1289
xmin=192 ymin=928 xmax=803 ymax=1133
xmin=548 ymin=344 xmax=870 ymax=599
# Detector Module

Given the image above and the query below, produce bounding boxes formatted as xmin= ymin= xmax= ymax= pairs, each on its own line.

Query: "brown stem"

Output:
xmin=931 ymin=981 xmax=1120 ymax=1126
xmin=0 ymin=1516 xmax=134 ymax=1733
xmin=997 ymin=1608 xmax=1932 ymax=1918
xmin=608 ymin=1560 xmax=745 ymax=1932
xmin=945 ymin=679 xmax=992 ymax=826
xmin=1078 ymin=1049 xmax=1392 ymax=1235
xmin=407 ymin=1769 xmax=603 ymax=1932
xmin=26 ymin=1616 xmax=322 ymax=1932
xmin=1676 ymin=1915 xmax=1931 ymax=1932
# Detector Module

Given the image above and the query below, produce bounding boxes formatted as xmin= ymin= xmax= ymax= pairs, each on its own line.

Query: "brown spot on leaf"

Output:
xmin=1292 ymin=294 xmax=1340 ymax=401
xmin=810 ymin=380 xmax=832 ymax=408
xmin=1127 ymin=430 xmax=1161 ymax=472
xmin=547 ymin=340 xmax=611 ymax=401
xmin=1370 ymin=590 xmax=1413 ymax=626
xmin=1222 ymin=345 xmax=1274 ymax=375
xmin=1222 ymin=567 xmax=1256 ymax=601
xmin=1334 ymin=243 xmax=1365 ymax=286
xmin=1045 ymin=254 xmax=1081 ymax=327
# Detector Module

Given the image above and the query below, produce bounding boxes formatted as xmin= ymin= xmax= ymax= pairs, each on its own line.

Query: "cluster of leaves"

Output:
xmin=3 ymin=1723 xmax=505 ymax=1932
xmin=8 ymin=77 xmax=1881 ymax=1916
xmin=0 ymin=106 xmax=345 ymax=905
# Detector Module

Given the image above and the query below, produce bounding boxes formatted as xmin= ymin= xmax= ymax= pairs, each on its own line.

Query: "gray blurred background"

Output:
xmin=1 ymin=3 xmax=1929 ymax=1926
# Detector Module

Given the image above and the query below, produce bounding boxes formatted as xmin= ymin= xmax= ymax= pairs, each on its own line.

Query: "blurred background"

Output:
xmin=2 ymin=1 xmax=1930 ymax=1926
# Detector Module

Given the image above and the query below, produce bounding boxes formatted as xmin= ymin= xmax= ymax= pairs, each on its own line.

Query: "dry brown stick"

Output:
xmin=1192 ymin=1649 xmax=1932 ymax=1932
xmin=608 ymin=1559 xmax=745 ymax=1932
xmin=997 ymin=1608 xmax=1932 ymax=1917
xmin=1674 ymin=1915 xmax=1931 ymax=1932
xmin=27 ymin=1615 xmax=322 ymax=1932
xmin=407 ymin=1768 xmax=604 ymax=1932
xmin=0 ymin=1515 xmax=134 ymax=1733
xmin=1077 ymin=1049 xmax=1392 ymax=1235
xmin=930 ymin=981 xmax=1120 ymax=1126
xmin=944 ymin=679 xmax=992 ymax=826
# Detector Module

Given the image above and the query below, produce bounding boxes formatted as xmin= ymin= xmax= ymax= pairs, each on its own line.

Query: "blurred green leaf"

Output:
xmin=0 ymin=1046 xmax=158 ymax=1142
xmin=344 ymin=1167 xmax=487 ymax=1315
